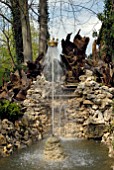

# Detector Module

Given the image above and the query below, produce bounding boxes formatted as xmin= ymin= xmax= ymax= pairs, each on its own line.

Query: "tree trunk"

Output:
xmin=10 ymin=0 xmax=24 ymax=64
xmin=38 ymin=0 xmax=49 ymax=55
xmin=19 ymin=0 xmax=33 ymax=63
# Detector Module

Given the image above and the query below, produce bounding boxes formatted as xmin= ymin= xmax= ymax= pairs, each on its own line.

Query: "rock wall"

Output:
xmin=55 ymin=70 xmax=114 ymax=140
xmin=75 ymin=70 xmax=114 ymax=158
xmin=75 ymin=70 xmax=114 ymax=138
xmin=0 ymin=71 xmax=114 ymax=158
xmin=0 ymin=75 xmax=51 ymax=157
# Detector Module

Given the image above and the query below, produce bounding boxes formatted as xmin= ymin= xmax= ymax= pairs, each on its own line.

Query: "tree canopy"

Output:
xmin=0 ymin=0 xmax=113 ymax=73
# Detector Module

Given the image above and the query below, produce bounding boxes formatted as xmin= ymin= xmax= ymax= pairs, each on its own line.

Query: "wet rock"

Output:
xmin=83 ymin=100 xmax=93 ymax=105
xmin=104 ymin=110 xmax=111 ymax=122
xmin=86 ymin=94 xmax=96 ymax=100
xmin=3 ymin=144 xmax=13 ymax=156
xmin=14 ymin=131 xmax=21 ymax=140
xmin=44 ymin=136 xmax=66 ymax=160
xmin=93 ymin=110 xmax=104 ymax=123
xmin=0 ymin=71 xmax=114 ymax=158
xmin=23 ymin=139 xmax=32 ymax=147
xmin=0 ymin=76 xmax=50 ymax=157
xmin=92 ymin=105 xmax=98 ymax=110
xmin=108 ymin=144 xmax=114 ymax=158
xmin=14 ymin=141 xmax=21 ymax=149
xmin=85 ymin=123 xmax=106 ymax=139
xmin=23 ymin=130 xmax=29 ymax=141
xmin=21 ymin=116 xmax=29 ymax=127
xmin=93 ymin=98 xmax=102 ymax=105
xmin=79 ymin=75 xmax=87 ymax=82
xmin=97 ymin=93 xmax=106 ymax=99
xmin=0 ymin=134 xmax=6 ymax=145
xmin=85 ymin=69 xmax=93 ymax=76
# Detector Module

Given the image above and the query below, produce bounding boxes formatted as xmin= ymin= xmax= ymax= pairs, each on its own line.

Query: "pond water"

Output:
xmin=0 ymin=138 xmax=113 ymax=170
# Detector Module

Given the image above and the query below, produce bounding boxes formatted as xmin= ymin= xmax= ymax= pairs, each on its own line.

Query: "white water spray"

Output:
xmin=51 ymin=46 xmax=55 ymax=135
xmin=43 ymin=39 xmax=63 ymax=135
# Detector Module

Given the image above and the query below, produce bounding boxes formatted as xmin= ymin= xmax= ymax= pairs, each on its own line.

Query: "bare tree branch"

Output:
xmin=0 ymin=0 xmax=11 ymax=9
xmin=2 ymin=19 xmax=15 ymax=67
xmin=0 ymin=13 xmax=12 ymax=23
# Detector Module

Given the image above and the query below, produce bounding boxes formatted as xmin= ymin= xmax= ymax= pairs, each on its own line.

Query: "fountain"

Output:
xmin=43 ymin=38 xmax=67 ymax=160
xmin=43 ymin=38 xmax=63 ymax=82
xmin=0 ymin=35 xmax=113 ymax=170
xmin=43 ymin=37 xmax=63 ymax=135
xmin=0 ymin=39 xmax=113 ymax=170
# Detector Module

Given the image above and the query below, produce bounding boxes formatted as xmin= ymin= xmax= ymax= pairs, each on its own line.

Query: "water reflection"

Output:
xmin=0 ymin=139 xmax=113 ymax=170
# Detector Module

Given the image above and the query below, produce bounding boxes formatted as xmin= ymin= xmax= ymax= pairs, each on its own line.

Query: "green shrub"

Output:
xmin=0 ymin=100 xmax=23 ymax=122
xmin=0 ymin=67 xmax=11 ymax=86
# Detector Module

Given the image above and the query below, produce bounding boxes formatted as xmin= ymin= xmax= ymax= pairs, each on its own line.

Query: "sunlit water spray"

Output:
xmin=43 ymin=38 xmax=63 ymax=135
xmin=42 ymin=39 xmax=67 ymax=160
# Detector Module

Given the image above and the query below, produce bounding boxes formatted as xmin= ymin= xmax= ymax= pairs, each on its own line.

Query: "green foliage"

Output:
xmin=30 ymin=21 xmax=39 ymax=60
xmin=0 ymin=67 xmax=11 ymax=86
xmin=0 ymin=20 xmax=39 ymax=86
xmin=98 ymin=0 xmax=114 ymax=57
xmin=0 ymin=67 xmax=4 ymax=86
xmin=92 ymin=31 xmax=98 ymax=38
xmin=0 ymin=28 xmax=16 ymax=85
xmin=0 ymin=29 xmax=16 ymax=61
xmin=0 ymin=100 xmax=23 ymax=122
xmin=97 ymin=13 xmax=105 ymax=21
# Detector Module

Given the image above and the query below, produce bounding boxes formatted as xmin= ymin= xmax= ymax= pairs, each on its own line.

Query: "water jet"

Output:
xmin=43 ymin=38 xmax=67 ymax=160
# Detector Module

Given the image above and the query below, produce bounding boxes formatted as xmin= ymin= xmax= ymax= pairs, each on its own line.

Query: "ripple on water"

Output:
xmin=0 ymin=139 xmax=113 ymax=170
